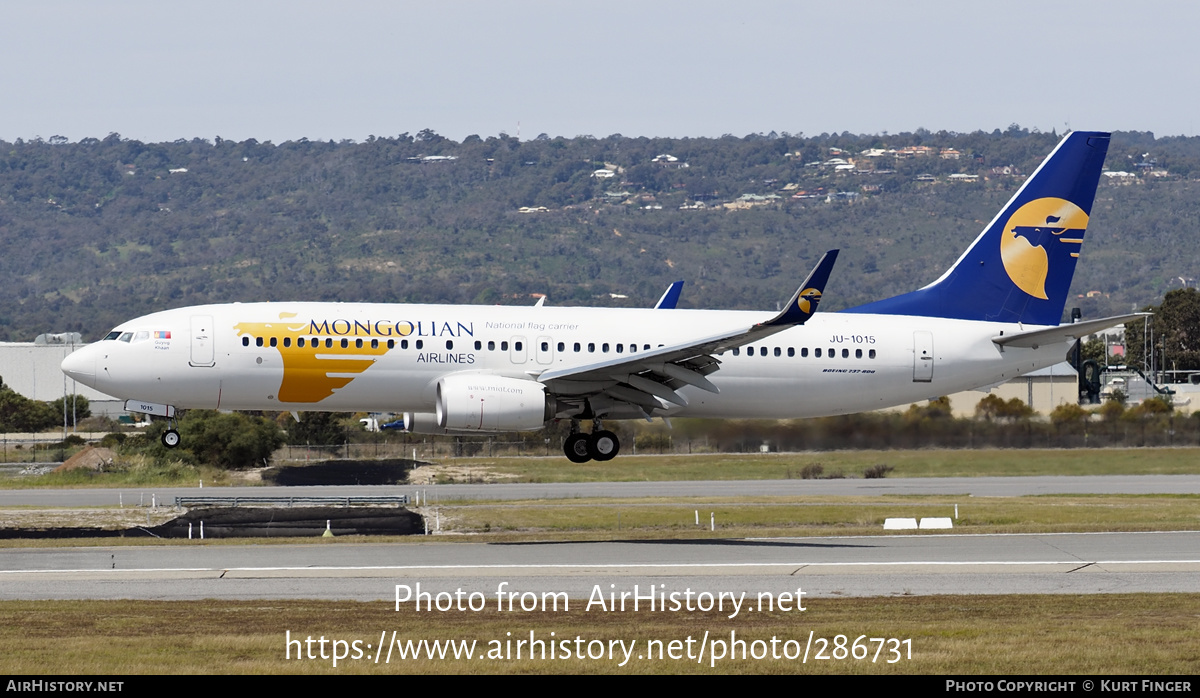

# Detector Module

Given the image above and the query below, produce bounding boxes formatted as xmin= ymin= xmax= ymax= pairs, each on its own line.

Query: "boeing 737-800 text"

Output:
xmin=61 ymin=131 xmax=1138 ymax=462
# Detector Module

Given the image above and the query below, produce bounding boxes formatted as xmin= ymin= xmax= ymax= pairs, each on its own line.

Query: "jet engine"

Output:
xmin=436 ymin=373 xmax=550 ymax=432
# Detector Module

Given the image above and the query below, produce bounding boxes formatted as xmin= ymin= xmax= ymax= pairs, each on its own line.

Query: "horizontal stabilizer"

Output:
xmin=992 ymin=313 xmax=1148 ymax=349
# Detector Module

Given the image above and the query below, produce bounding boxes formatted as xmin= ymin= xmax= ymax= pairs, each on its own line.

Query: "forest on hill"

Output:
xmin=1 ymin=126 xmax=1198 ymax=341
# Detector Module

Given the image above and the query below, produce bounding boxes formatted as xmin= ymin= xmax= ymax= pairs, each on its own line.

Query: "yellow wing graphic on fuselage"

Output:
xmin=234 ymin=318 xmax=392 ymax=403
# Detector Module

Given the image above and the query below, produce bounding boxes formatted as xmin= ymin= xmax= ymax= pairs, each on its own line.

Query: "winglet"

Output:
xmin=654 ymin=281 xmax=685 ymax=309
xmin=761 ymin=250 xmax=839 ymax=327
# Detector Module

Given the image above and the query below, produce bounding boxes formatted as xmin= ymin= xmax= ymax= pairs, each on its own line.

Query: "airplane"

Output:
xmin=61 ymin=130 xmax=1141 ymax=462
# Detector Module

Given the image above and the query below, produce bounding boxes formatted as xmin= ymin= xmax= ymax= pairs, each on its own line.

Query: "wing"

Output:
xmin=537 ymin=251 xmax=839 ymax=418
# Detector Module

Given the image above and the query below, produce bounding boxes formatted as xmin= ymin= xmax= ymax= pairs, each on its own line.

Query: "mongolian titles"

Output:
xmin=307 ymin=319 xmax=474 ymax=338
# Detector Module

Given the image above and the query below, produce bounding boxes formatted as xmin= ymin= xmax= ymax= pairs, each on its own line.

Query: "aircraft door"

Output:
xmin=913 ymin=330 xmax=933 ymax=382
xmin=536 ymin=336 xmax=554 ymax=365
xmin=190 ymin=315 xmax=216 ymax=367
xmin=510 ymin=336 xmax=527 ymax=364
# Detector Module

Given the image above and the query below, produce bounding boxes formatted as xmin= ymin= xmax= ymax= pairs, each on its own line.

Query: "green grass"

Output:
xmin=5 ymin=447 xmax=1200 ymax=489
xmin=424 ymin=447 xmax=1200 ymax=483
xmin=1 ymin=595 xmax=1196 ymax=674
xmin=435 ymin=494 xmax=1200 ymax=537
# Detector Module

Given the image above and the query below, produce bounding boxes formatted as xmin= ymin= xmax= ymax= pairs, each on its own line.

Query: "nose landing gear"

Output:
xmin=161 ymin=413 xmax=181 ymax=449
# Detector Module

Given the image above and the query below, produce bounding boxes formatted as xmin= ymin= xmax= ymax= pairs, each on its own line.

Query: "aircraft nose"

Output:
xmin=61 ymin=348 xmax=97 ymax=388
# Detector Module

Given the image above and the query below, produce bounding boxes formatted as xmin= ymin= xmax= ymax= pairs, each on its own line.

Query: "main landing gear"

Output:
xmin=563 ymin=420 xmax=620 ymax=463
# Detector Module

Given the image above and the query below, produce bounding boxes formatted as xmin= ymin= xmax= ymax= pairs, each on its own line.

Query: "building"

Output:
xmin=0 ymin=336 xmax=123 ymax=417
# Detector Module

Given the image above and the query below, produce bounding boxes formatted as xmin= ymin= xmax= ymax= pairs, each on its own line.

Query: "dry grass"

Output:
xmin=1 ymin=595 xmax=1197 ymax=674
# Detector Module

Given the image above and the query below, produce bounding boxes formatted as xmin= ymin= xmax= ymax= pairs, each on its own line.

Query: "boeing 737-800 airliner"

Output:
xmin=61 ymin=131 xmax=1139 ymax=462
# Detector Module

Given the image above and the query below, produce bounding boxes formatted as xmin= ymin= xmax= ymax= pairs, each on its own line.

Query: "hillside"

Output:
xmin=1 ymin=127 xmax=1197 ymax=341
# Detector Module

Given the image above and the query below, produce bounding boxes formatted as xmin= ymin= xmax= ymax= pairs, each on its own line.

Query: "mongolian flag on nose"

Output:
xmin=154 ymin=331 xmax=171 ymax=339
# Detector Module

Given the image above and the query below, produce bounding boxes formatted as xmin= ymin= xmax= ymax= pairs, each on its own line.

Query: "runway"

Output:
xmin=3 ymin=531 xmax=1198 ymax=601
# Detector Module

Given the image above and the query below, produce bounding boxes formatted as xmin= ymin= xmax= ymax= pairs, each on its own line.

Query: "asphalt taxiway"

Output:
xmin=3 ymin=531 xmax=1198 ymax=601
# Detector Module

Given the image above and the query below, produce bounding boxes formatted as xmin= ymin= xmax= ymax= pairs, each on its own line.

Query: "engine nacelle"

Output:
xmin=399 ymin=412 xmax=448 ymax=435
xmin=436 ymin=374 xmax=550 ymax=432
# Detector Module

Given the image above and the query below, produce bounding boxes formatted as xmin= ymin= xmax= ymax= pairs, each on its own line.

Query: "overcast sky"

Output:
xmin=4 ymin=0 xmax=1197 ymax=143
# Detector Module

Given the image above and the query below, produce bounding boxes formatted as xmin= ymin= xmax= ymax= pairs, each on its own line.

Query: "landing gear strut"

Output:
xmin=562 ymin=419 xmax=620 ymax=463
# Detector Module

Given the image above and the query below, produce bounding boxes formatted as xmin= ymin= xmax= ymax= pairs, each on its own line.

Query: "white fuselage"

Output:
xmin=62 ymin=302 xmax=1068 ymax=419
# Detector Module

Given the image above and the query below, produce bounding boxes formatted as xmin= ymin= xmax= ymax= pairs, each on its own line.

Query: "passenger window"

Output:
xmin=588 ymin=343 xmax=595 ymax=353
xmin=788 ymin=347 xmax=794 ymax=357
xmin=325 ymin=338 xmax=333 ymax=348
xmin=557 ymin=342 xmax=564 ymax=351
xmin=842 ymin=348 xmax=849 ymax=358
xmin=855 ymin=348 xmax=862 ymax=358
xmin=298 ymin=338 xmax=306 ymax=348
xmin=256 ymin=337 xmax=264 ymax=347
xmin=270 ymin=337 xmax=278 ymax=347
xmin=815 ymin=348 xmax=822 ymax=358
xmin=401 ymin=339 xmax=409 ymax=349
xmin=829 ymin=348 xmax=835 ymax=358
xmin=574 ymin=342 xmax=581 ymax=352
xmin=417 ymin=340 xmax=424 ymax=350
xmin=802 ymin=347 xmax=809 ymax=357
xmin=387 ymin=339 xmax=395 ymax=349
xmin=869 ymin=349 xmax=877 ymax=359
xmin=760 ymin=347 xmax=768 ymax=357
xmin=340 ymin=339 xmax=348 ymax=348
xmin=541 ymin=341 xmax=549 ymax=351
xmin=475 ymin=341 xmax=482 ymax=350
xmin=446 ymin=340 xmax=454 ymax=350
xmin=242 ymin=336 xmax=250 ymax=347
xmin=733 ymin=348 xmax=740 ymax=356
xmin=630 ymin=344 xmax=637 ymax=352
xmin=616 ymin=344 xmax=624 ymax=353
xmin=488 ymin=341 xmax=495 ymax=351
xmin=283 ymin=337 xmax=291 ymax=348
xmin=500 ymin=341 xmax=507 ymax=350
xmin=644 ymin=344 xmax=651 ymax=351
xmin=371 ymin=339 xmax=379 ymax=349
xmin=774 ymin=347 xmax=781 ymax=357
xmin=515 ymin=341 xmax=522 ymax=351
xmin=602 ymin=343 xmax=609 ymax=353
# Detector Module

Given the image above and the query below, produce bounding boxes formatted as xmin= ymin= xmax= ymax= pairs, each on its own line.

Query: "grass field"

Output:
xmin=1 ymin=595 xmax=1197 ymax=674
xmin=3 ymin=449 xmax=1198 ymax=675
xmin=5 ymin=446 xmax=1200 ymax=489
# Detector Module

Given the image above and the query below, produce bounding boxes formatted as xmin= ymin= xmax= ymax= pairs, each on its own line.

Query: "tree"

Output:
xmin=175 ymin=410 xmax=285 ymax=469
xmin=286 ymin=411 xmax=351 ymax=445
xmin=1049 ymin=403 xmax=1090 ymax=426
xmin=974 ymin=394 xmax=1035 ymax=421
xmin=50 ymin=395 xmax=91 ymax=427
xmin=0 ymin=386 xmax=58 ymax=432
xmin=1125 ymin=288 xmax=1200 ymax=373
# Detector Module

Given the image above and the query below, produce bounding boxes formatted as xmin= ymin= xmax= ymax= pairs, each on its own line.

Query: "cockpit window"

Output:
xmin=118 ymin=332 xmax=133 ymax=343
xmin=132 ymin=331 xmax=150 ymax=343
xmin=104 ymin=331 xmax=122 ymax=341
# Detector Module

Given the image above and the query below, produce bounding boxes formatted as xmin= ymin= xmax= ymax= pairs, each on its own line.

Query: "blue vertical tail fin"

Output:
xmin=845 ymin=131 xmax=1110 ymax=326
